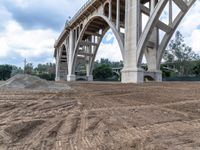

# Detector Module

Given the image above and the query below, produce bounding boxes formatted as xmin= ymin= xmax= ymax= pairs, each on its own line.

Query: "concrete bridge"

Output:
xmin=54 ymin=0 xmax=196 ymax=83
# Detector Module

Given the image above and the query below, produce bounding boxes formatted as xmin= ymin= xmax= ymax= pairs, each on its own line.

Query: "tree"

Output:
xmin=93 ymin=64 xmax=112 ymax=80
xmin=0 ymin=65 xmax=13 ymax=80
xmin=193 ymin=60 xmax=200 ymax=76
xmin=34 ymin=63 xmax=55 ymax=80
xmin=92 ymin=58 xmax=123 ymax=81
xmin=164 ymin=31 xmax=200 ymax=76
xmin=35 ymin=64 xmax=48 ymax=74
xmin=11 ymin=66 xmax=23 ymax=76
xmin=24 ymin=63 xmax=33 ymax=74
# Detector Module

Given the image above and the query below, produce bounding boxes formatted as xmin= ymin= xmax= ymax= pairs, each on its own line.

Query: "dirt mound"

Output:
xmin=0 ymin=74 xmax=70 ymax=91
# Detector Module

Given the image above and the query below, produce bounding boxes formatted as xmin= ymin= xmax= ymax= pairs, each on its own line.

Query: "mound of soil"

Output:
xmin=0 ymin=74 xmax=70 ymax=91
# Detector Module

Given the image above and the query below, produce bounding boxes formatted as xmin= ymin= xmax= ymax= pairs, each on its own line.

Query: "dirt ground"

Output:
xmin=0 ymin=81 xmax=200 ymax=150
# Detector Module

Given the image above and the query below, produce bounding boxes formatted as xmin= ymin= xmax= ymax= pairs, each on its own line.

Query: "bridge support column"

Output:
xmin=122 ymin=68 xmax=144 ymax=83
xmin=144 ymin=70 xmax=162 ymax=82
xmin=55 ymin=48 xmax=60 ymax=81
xmin=155 ymin=71 xmax=162 ymax=82
xmin=87 ymin=75 xmax=93 ymax=81
xmin=86 ymin=62 xmax=93 ymax=81
xmin=67 ymin=75 xmax=76 ymax=81
xmin=84 ymin=37 xmax=94 ymax=82
xmin=67 ymin=29 xmax=76 ymax=81
xmin=145 ymin=30 xmax=162 ymax=82
xmin=145 ymin=0 xmax=162 ymax=82
xmin=122 ymin=0 xmax=144 ymax=83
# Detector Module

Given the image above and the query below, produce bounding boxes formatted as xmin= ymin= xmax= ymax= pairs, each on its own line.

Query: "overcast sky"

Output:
xmin=0 ymin=0 xmax=200 ymax=67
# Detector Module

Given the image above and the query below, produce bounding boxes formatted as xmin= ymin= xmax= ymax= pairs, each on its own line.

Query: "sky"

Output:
xmin=0 ymin=0 xmax=200 ymax=67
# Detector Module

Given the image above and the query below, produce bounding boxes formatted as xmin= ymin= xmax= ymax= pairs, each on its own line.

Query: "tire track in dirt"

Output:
xmin=0 ymin=130 xmax=12 ymax=144
xmin=87 ymin=99 xmax=200 ymax=113
xmin=1 ymin=82 xmax=200 ymax=149
xmin=21 ymin=118 xmax=65 ymax=150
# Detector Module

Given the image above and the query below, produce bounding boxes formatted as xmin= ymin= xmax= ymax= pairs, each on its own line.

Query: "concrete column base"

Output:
xmin=87 ymin=75 xmax=93 ymax=81
xmin=55 ymin=77 xmax=60 ymax=82
xmin=67 ymin=75 xmax=76 ymax=81
xmin=121 ymin=68 xmax=144 ymax=83
xmin=146 ymin=70 xmax=162 ymax=82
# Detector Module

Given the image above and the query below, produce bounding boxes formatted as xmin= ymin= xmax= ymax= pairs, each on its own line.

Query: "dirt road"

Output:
xmin=0 ymin=82 xmax=200 ymax=149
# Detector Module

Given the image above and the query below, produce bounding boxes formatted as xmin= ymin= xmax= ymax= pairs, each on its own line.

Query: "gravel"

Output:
xmin=0 ymin=74 xmax=71 ymax=91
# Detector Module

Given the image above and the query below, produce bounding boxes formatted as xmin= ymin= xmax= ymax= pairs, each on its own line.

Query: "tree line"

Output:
xmin=0 ymin=63 xmax=55 ymax=81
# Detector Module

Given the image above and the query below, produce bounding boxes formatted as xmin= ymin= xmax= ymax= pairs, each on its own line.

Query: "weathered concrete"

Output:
xmin=54 ymin=0 xmax=196 ymax=83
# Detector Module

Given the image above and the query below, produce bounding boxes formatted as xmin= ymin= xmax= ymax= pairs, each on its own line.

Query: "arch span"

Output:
xmin=71 ymin=15 xmax=124 ymax=76
xmin=137 ymin=0 xmax=197 ymax=68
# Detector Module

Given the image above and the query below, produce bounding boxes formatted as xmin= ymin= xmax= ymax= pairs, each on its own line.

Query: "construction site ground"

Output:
xmin=0 ymin=81 xmax=200 ymax=150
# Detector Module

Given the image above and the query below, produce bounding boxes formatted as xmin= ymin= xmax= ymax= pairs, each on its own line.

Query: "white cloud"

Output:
xmin=1 ymin=0 xmax=200 ymax=68
xmin=0 ymin=0 xmax=88 ymax=67
xmin=0 ymin=20 xmax=58 ymax=66
xmin=189 ymin=29 xmax=200 ymax=52
xmin=96 ymin=31 xmax=123 ymax=62
xmin=175 ymin=0 xmax=200 ymax=53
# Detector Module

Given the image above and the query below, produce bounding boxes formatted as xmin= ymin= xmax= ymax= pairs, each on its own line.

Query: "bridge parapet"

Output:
xmin=68 ymin=0 xmax=94 ymax=26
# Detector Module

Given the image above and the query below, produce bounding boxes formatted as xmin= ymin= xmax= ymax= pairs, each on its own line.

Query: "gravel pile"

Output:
xmin=0 ymin=74 xmax=70 ymax=91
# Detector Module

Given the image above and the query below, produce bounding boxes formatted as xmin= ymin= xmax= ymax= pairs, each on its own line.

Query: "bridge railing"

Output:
xmin=67 ymin=0 xmax=94 ymax=27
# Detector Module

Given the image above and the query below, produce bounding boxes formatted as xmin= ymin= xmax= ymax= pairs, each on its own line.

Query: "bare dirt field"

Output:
xmin=0 ymin=81 xmax=200 ymax=150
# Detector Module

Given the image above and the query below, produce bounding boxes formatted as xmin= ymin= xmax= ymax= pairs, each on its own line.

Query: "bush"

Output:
xmin=93 ymin=64 xmax=112 ymax=80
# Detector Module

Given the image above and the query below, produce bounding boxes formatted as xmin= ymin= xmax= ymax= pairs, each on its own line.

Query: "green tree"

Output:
xmin=164 ymin=31 xmax=200 ymax=76
xmin=193 ymin=60 xmax=200 ymax=76
xmin=24 ymin=63 xmax=33 ymax=74
xmin=100 ymin=58 xmax=111 ymax=65
xmin=0 ymin=65 xmax=13 ymax=80
xmin=93 ymin=64 xmax=112 ymax=80
xmin=34 ymin=64 xmax=48 ymax=74
xmin=11 ymin=66 xmax=23 ymax=76
xmin=33 ymin=63 xmax=55 ymax=80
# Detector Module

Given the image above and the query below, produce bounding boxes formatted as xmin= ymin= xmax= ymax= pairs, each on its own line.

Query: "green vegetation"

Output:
xmin=193 ymin=61 xmax=200 ymax=76
xmin=29 ymin=63 xmax=55 ymax=81
xmin=93 ymin=64 xmax=112 ymax=80
xmin=162 ymin=31 xmax=200 ymax=80
xmin=0 ymin=65 xmax=14 ymax=80
xmin=93 ymin=58 xmax=123 ymax=81
xmin=0 ymin=63 xmax=55 ymax=81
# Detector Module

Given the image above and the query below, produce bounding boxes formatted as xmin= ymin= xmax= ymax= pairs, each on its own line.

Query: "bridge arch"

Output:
xmin=137 ymin=0 xmax=197 ymax=69
xmin=71 ymin=14 xmax=124 ymax=76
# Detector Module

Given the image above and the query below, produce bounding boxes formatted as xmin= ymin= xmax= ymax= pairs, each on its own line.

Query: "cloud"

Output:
xmin=1 ymin=0 xmax=87 ymax=31
xmin=175 ymin=0 xmax=200 ymax=53
xmin=0 ymin=0 xmax=88 ymax=67
xmin=0 ymin=20 xmax=57 ymax=66
xmin=0 ymin=0 xmax=200 ymax=68
xmin=0 ymin=5 xmax=12 ymax=31
xmin=96 ymin=30 xmax=123 ymax=62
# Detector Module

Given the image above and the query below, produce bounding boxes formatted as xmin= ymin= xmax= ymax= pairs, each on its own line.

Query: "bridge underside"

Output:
xmin=54 ymin=0 xmax=196 ymax=83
